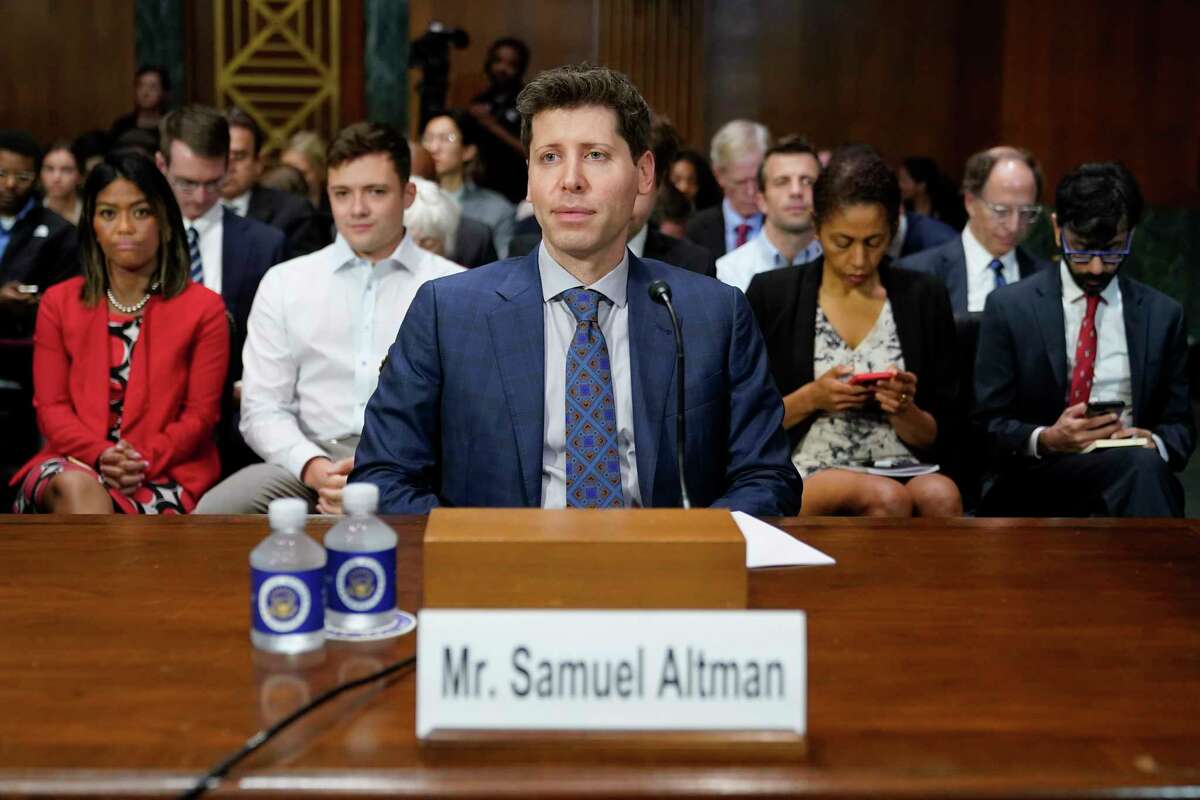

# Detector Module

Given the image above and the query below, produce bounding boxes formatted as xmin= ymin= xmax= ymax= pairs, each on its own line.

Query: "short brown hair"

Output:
xmin=516 ymin=63 xmax=651 ymax=162
xmin=326 ymin=122 xmax=411 ymax=183
xmin=757 ymin=134 xmax=818 ymax=192
xmin=962 ymin=145 xmax=1044 ymax=200
xmin=158 ymin=104 xmax=229 ymax=162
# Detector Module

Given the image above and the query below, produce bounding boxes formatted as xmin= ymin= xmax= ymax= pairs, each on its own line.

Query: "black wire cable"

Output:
xmin=180 ymin=653 xmax=417 ymax=799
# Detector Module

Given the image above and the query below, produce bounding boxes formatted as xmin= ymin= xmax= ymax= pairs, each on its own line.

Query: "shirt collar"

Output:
xmin=757 ymin=227 xmax=822 ymax=267
xmin=187 ymin=200 xmax=224 ymax=232
xmin=0 ymin=196 xmax=36 ymax=231
xmin=332 ymin=230 xmax=421 ymax=275
xmin=962 ymin=223 xmax=1018 ymax=276
xmin=224 ymin=190 xmax=251 ymax=216
xmin=627 ymin=224 xmax=649 ymax=258
xmin=1059 ymin=261 xmax=1120 ymax=306
xmin=722 ymin=198 xmax=762 ymax=230
xmin=538 ymin=241 xmax=629 ymax=308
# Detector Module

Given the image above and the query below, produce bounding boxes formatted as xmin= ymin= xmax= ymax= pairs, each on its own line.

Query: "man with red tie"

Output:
xmin=973 ymin=162 xmax=1194 ymax=517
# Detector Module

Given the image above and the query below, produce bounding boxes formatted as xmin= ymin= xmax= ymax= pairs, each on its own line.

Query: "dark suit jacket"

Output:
xmin=745 ymin=258 xmax=960 ymax=468
xmin=454 ymin=217 xmax=498 ymax=268
xmin=899 ymin=211 xmax=957 ymax=258
xmin=974 ymin=268 xmax=1196 ymax=472
xmin=220 ymin=208 xmax=285 ymax=381
xmin=246 ymin=186 xmax=330 ymax=258
xmin=350 ymin=251 xmax=801 ymax=515
xmin=684 ymin=204 xmax=728 ymax=259
xmin=0 ymin=204 xmax=78 ymax=337
xmin=896 ymin=236 xmax=1049 ymax=317
xmin=508 ymin=226 xmax=717 ymax=278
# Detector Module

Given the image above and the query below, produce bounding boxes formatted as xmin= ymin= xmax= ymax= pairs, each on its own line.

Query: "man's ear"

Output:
xmin=755 ymin=190 xmax=768 ymax=216
xmin=403 ymin=179 xmax=417 ymax=210
xmin=463 ymin=143 xmax=479 ymax=165
xmin=155 ymin=151 xmax=167 ymax=174
xmin=636 ymin=150 xmax=655 ymax=195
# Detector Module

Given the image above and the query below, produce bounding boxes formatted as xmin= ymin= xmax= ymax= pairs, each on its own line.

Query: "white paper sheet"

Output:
xmin=731 ymin=511 xmax=836 ymax=569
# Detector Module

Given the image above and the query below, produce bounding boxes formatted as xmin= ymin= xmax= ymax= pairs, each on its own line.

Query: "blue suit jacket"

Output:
xmin=350 ymin=250 xmax=801 ymax=515
xmin=974 ymin=267 xmax=1195 ymax=472
xmin=899 ymin=211 xmax=957 ymax=258
xmin=896 ymin=235 xmax=1049 ymax=317
xmin=220 ymin=209 xmax=285 ymax=380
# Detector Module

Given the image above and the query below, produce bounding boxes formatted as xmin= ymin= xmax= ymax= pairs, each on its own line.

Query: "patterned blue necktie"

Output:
xmin=187 ymin=226 xmax=204 ymax=285
xmin=989 ymin=258 xmax=1006 ymax=290
xmin=563 ymin=287 xmax=624 ymax=508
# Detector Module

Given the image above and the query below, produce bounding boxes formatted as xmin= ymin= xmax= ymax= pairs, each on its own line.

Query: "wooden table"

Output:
xmin=1 ymin=515 xmax=1198 ymax=798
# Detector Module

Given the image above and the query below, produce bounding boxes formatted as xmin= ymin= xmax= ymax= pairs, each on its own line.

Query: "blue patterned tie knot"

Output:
xmin=989 ymin=258 xmax=1006 ymax=290
xmin=561 ymin=287 xmax=623 ymax=508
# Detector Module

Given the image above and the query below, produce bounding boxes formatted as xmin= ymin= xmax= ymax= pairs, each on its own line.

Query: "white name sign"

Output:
xmin=416 ymin=609 xmax=806 ymax=738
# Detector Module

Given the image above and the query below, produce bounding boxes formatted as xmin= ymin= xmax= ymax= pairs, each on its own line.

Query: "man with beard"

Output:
xmin=715 ymin=135 xmax=821 ymax=291
xmin=467 ymin=37 xmax=530 ymax=203
xmin=973 ymin=162 xmax=1194 ymax=517
xmin=0 ymin=130 xmax=78 ymax=337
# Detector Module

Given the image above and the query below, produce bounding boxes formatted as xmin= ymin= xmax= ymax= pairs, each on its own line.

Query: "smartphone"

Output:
xmin=16 ymin=284 xmax=38 ymax=294
xmin=848 ymin=371 xmax=894 ymax=387
xmin=1085 ymin=400 xmax=1125 ymax=417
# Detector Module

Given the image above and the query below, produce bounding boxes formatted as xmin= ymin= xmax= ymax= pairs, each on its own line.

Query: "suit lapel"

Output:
xmin=945 ymin=241 xmax=968 ymax=314
xmin=791 ymin=264 xmax=821 ymax=386
xmin=220 ymin=209 xmax=240 ymax=304
xmin=487 ymin=252 xmax=546 ymax=506
xmin=626 ymin=255 xmax=676 ymax=505
xmin=880 ymin=263 xmax=921 ymax=376
xmin=1033 ymin=268 xmax=1069 ymax=399
xmin=1119 ymin=276 xmax=1149 ymax=424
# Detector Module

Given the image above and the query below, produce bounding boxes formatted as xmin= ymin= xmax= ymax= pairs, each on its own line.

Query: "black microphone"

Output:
xmin=648 ymin=280 xmax=692 ymax=509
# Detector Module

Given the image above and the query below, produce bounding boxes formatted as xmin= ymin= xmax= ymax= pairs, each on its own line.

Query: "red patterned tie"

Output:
xmin=1068 ymin=295 xmax=1101 ymax=406
xmin=735 ymin=223 xmax=751 ymax=248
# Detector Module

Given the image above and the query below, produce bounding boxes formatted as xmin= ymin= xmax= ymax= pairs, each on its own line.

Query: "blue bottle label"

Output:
xmin=251 ymin=567 xmax=325 ymax=635
xmin=325 ymin=547 xmax=396 ymax=614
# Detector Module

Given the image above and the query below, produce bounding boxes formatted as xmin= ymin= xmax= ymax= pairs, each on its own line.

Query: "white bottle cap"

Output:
xmin=268 ymin=497 xmax=309 ymax=531
xmin=342 ymin=482 xmax=379 ymax=515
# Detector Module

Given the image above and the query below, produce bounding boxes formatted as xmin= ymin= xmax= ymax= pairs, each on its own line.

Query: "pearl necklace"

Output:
xmin=106 ymin=282 xmax=160 ymax=315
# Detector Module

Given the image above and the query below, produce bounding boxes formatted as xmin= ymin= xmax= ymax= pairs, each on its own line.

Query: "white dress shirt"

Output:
xmin=539 ymin=243 xmax=642 ymax=508
xmin=240 ymin=232 xmax=465 ymax=478
xmin=627 ymin=223 xmax=649 ymax=258
xmin=186 ymin=202 xmax=225 ymax=295
xmin=1026 ymin=263 xmax=1166 ymax=461
xmin=962 ymin=225 xmax=1019 ymax=313
xmin=715 ymin=227 xmax=823 ymax=292
xmin=224 ymin=191 xmax=251 ymax=217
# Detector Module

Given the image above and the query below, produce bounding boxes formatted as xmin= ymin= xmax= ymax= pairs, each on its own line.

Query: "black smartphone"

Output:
xmin=1085 ymin=400 xmax=1125 ymax=417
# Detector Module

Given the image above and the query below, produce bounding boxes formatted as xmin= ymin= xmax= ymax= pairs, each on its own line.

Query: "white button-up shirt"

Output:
xmin=962 ymin=224 xmax=1019 ymax=313
xmin=240 ymin=233 xmax=465 ymax=478
xmin=715 ymin=228 xmax=823 ymax=292
xmin=186 ymin=201 xmax=225 ymax=295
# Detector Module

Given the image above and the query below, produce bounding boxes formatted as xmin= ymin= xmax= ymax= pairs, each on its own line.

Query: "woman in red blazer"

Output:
xmin=12 ymin=153 xmax=228 ymax=514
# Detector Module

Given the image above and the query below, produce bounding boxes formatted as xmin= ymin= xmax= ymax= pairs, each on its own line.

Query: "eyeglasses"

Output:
xmin=980 ymin=200 xmax=1042 ymax=225
xmin=421 ymin=132 xmax=459 ymax=147
xmin=168 ymin=174 xmax=226 ymax=195
xmin=0 ymin=169 xmax=37 ymax=187
xmin=1061 ymin=230 xmax=1132 ymax=265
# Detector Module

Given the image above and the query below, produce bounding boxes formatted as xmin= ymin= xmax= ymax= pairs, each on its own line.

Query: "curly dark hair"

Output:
xmin=812 ymin=145 xmax=901 ymax=237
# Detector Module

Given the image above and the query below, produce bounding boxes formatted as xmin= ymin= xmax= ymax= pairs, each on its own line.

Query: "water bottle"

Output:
xmin=324 ymin=483 xmax=397 ymax=632
xmin=250 ymin=498 xmax=326 ymax=653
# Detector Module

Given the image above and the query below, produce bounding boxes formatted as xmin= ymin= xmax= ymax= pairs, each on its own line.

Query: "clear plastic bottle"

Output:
xmin=323 ymin=483 xmax=398 ymax=633
xmin=250 ymin=498 xmax=326 ymax=653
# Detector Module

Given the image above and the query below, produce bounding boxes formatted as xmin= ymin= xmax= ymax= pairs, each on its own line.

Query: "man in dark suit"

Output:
xmin=685 ymin=119 xmax=771 ymax=260
xmin=0 ymin=130 xmax=78 ymax=337
xmin=974 ymin=162 xmax=1194 ymax=517
xmin=898 ymin=146 xmax=1050 ymax=317
xmin=454 ymin=216 xmax=499 ymax=267
xmin=893 ymin=210 xmax=957 ymax=259
xmin=351 ymin=64 xmax=799 ymax=514
xmin=222 ymin=108 xmax=329 ymax=258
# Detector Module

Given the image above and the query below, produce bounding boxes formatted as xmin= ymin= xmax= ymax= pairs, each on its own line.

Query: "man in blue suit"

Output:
xmin=898 ymin=146 xmax=1050 ymax=318
xmin=351 ymin=64 xmax=800 ymax=515
xmin=974 ymin=162 xmax=1194 ymax=517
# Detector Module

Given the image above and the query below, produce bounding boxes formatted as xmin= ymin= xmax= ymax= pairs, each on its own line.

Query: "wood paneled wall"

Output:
xmin=0 ymin=0 xmax=135 ymax=147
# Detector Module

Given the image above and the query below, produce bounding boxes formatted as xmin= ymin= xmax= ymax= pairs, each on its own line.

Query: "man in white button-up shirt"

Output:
xmin=974 ymin=162 xmax=1194 ymax=517
xmin=196 ymin=123 xmax=463 ymax=514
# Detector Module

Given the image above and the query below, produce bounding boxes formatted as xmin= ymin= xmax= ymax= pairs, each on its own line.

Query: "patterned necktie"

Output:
xmin=187 ymin=226 xmax=204 ymax=285
xmin=735 ymin=223 xmax=751 ymax=248
xmin=1068 ymin=294 xmax=1102 ymax=406
xmin=989 ymin=258 xmax=1007 ymax=290
xmin=562 ymin=287 xmax=623 ymax=508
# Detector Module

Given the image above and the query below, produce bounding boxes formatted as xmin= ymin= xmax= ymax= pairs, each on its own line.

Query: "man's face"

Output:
xmin=222 ymin=126 xmax=262 ymax=200
xmin=157 ymin=140 xmax=228 ymax=221
xmin=0 ymin=149 xmax=37 ymax=216
xmin=1055 ymin=217 xmax=1130 ymax=296
xmin=328 ymin=153 xmax=415 ymax=262
xmin=964 ymin=159 xmax=1038 ymax=258
xmin=135 ymin=72 xmax=164 ymax=111
xmin=716 ymin=152 xmax=763 ymax=218
xmin=758 ymin=152 xmax=820 ymax=235
xmin=527 ymin=105 xmax=654 ymax=267
xmin=487 ymin=45 xmax=522 ymax=86
xmin=422 ymin=116 xmax=472 ymax=180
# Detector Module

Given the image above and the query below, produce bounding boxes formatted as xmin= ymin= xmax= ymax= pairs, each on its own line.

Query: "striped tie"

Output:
xmin=187 ymin=226 xmax=204 ymax=285
xmin=989 ymin=258 xmax=1006 ymax=290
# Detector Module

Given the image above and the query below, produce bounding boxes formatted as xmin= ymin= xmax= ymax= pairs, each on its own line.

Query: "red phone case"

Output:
xmin=848 ymin=371 xmax=894 ymax=386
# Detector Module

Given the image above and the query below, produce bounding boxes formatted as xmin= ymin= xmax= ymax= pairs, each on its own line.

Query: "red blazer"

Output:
xmin=14 ymin=276 xmax=230 ymax=500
